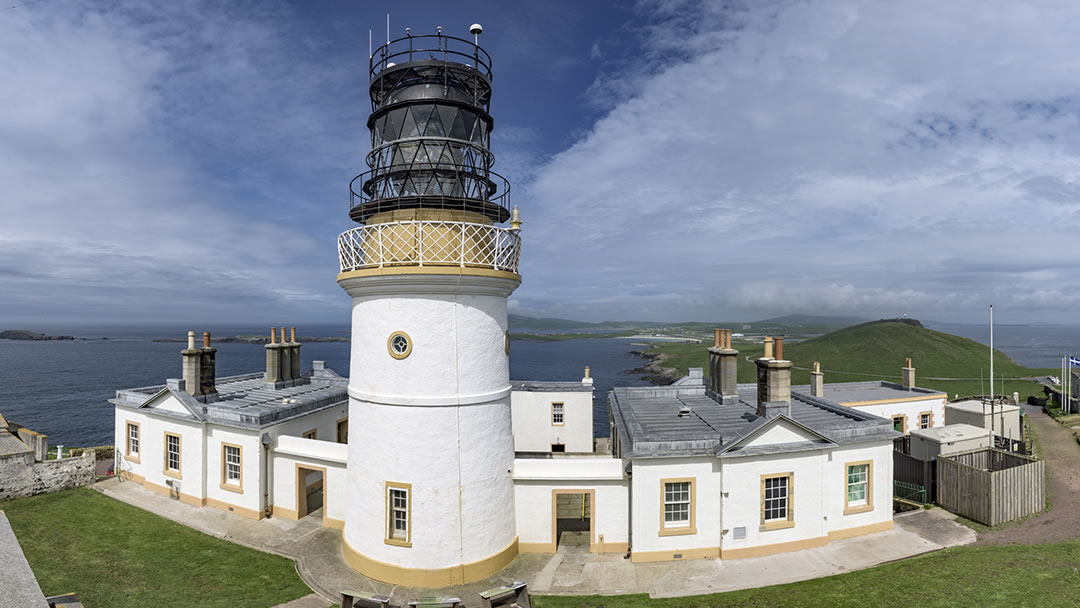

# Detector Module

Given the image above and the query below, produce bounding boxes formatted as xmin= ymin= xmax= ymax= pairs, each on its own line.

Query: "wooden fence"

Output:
xmin=894 ymin=450 xmax=936 ymax=502
xmin=936 ymin=448 xmax=1044 ymax=526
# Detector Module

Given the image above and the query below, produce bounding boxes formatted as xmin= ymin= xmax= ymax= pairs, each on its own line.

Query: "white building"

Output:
xmin=804 ymin=358 xmax=947 ymax=435
xmin=945 ymin=399 xmax=1022 ymax=441
xmin=113 ymin=28 xmax=907 ymax=589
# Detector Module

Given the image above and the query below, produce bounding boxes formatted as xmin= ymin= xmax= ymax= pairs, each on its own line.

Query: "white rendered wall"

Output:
xmin=510 ymin=390 xmax=593 ymax=452
xmin=341 ymin=274 xmax=519 ymax=573
xmin=204 ymin=425 xmax=262 ymax=515
xmin=270 ymin=435 xmax=348 ymax=523
xmin=265 ymin=401 xmax=350 ymax=443
xmin=113 ymin=403 xmax=206 ymax=500
xmin=512 ymin=457 xmax=628 ymax=550
xmin=856 ymin=397 xmax=947 ymax=433
xmin=720 ymin=441 xmax=893 ymax=555
xmin=630 ymin=456 xmax=722 ymax=556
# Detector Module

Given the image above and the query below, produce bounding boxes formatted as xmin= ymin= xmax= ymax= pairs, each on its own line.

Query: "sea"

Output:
xmin=0 ymin=325 xmax=651 ymax=447
xmin=3 ymin=321 xmax=1078 ymax=449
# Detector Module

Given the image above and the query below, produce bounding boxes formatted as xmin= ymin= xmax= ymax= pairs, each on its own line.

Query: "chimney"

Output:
xmin=265 ymin=327 xmax=283 ymax=385
xmin=290 ymin=327 xmax=302 ymax=381
xmin=181 ymin=330 xmax=203 ymax=396
xmin=763 ymin=336 xmax=774 ymax=359
xmin=810 ymin=361 xmax=824 ymax=398
xmin=756 ymin=343 xmax=792 ymax=418
xmin=902 ymin=357 xmax=915 ymax=389
xmin=200 ymin=331 xmax=217 ymax=396
xmin=582 ymin=365 xmax=593 ymax=386
xmin=708 ymin=329 xmax=739 ymax=401
xmin=279 ymin=326 xmax=293 ymax=383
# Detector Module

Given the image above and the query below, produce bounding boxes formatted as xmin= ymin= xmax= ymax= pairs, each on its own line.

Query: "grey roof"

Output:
xmin=794 ymin=380 xmax=944 ymax=404
xmin=512 ymin=380 xmax=592 ymax=393
xmin=0 ymin=432 xmax=31 ymax=457
xmin=0 ymin=512 xmax=49 ymax=608
xmin=910 ymin=423 xmax=989 ymax=443
xmin=609 ymin=378 xmax=900 ymax=458
xmin=111 ymin=363 xmax=348 ymax=430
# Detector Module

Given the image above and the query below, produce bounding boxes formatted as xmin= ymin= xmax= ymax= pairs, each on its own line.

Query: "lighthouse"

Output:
xmin=337 ymin=25 xmax=522 ymax=587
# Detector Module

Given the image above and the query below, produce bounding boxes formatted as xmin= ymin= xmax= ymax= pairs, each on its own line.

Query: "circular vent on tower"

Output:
xmin=387 ymin=331 xmax=412 ymax=359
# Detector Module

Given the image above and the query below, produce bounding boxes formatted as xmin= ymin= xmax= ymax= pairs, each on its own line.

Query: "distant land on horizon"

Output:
xmin=507 ymin=313 xmax=870 ymax=332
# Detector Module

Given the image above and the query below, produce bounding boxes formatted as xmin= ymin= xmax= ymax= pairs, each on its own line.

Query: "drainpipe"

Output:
xmin=261 ymin=433 xmax=273 ymax=518
xmin=625 ymin=469 xmax=633 ymax=559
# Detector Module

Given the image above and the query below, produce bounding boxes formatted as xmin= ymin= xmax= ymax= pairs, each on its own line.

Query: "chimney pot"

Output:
xmin=763 ymin=336 xmax=774 ymax=359
xmin=203 ymin=331 xmax=211 ymax=348
xmin=290 ymin=327 xmax=297 ymax=343
xmin=270 ymin=328 xmax=277 ymax=345
xmin=814 ymin=361 xmax=820 ymax=373
xmin=774 ymin=337 xmax=784 ymax=361
xmin=585 ymin=366 xmax=591 ymax=379
xmin=726 ymin=329 xmax=732 ymax=349
xmin=280 ymin=326 xmax=287 ymax=344
xmin=714 ymin=328 xmax=721 ymax=348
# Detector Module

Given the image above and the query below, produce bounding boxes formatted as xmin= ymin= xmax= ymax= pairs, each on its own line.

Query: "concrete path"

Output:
xmin=95 ymin=476 xmax=974 ymax=606
xmin=271 ymin=594 xmax=329 ymax=608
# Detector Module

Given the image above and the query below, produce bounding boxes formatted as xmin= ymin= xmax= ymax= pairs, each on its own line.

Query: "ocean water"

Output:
xmin=0 ymin=326 xmax=650 ymax=447
xmin=924 ymin=322 xmax=1080 ymax=369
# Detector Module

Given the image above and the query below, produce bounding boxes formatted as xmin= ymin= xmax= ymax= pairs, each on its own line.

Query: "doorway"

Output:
xmin=552 ymin=490 xmax=593 ymax=552
xmin=296 ymin=465 xmax=326 ymax=520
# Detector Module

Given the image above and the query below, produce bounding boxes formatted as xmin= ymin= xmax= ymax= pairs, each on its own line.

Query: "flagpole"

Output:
xmin=990 ymin=305 xmax=995 ymax=436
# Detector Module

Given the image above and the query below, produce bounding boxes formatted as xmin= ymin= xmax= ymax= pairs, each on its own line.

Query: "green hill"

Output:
xmin=650 ymin=320 xmax=1054 ymax=400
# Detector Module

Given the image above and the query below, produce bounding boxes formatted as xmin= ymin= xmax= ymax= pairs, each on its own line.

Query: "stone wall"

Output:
xmin=0 ymin=452 xmax=95 ymax=501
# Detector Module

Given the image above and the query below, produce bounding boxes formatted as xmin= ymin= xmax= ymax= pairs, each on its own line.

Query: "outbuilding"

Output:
xmin=945 ymin=399 xmax=1022 ymax=441
xmin=908 ymin=423 xmax=990 ymax=461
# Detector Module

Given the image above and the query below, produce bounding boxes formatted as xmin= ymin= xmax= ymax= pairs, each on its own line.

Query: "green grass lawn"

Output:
xmin=533 ymin=541 xmax=1080 ymax=607
xmin=1 ymin=488 xmax=312 ymax=608
xmin=653 ymin=321 xmax=1054 ymax=401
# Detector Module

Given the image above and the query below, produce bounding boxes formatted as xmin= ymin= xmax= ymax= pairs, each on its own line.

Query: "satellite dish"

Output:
xmin=469 ymin=23 xmax=483 ymax=35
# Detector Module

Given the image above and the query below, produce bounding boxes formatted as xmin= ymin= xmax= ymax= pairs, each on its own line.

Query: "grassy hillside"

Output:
xmin=651 ymin=320 xmax=1054 ymax=400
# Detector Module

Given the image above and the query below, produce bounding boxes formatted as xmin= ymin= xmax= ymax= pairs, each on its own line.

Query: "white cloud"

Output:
xmin=514 ymin=0 xmax=1080 ymax=322
xmin=0 ymin=1 xmax=350 ymax=324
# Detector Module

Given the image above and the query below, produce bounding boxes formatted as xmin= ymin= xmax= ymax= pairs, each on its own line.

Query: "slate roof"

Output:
xmin=111 ymin=363 xmax=348 ymax=430
xmin=609 ymin=377 xmax=900 ymax=458
xmin=0 ymin=513 xmax=49 ymax=608
xmin=512 ymin=380 xmax=592 ymax=393
xmin=794 ymin=380 xmax=944 ymax=404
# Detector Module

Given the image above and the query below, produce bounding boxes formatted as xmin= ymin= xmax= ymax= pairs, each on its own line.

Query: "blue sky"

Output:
xmin=3 ymin=0 xmax=1080 ymax=325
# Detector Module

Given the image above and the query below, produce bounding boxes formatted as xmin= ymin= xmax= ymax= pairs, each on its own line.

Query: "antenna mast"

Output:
xmin=990 ymin=304 xmax=995 ymax=436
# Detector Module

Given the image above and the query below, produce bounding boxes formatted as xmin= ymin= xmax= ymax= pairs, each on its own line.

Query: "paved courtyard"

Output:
xmin=95 ymin=476 xmax=974 ymax=607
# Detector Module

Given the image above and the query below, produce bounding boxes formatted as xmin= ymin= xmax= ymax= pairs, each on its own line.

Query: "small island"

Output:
xmin=152 ymin=335 xmax=350 ymax=344
xmin=0 ymin=330 xmax=78 ymax=341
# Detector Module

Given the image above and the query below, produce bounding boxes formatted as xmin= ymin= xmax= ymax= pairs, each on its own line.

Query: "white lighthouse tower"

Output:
xmin=337 ymin=25 xmax=523 ymax=587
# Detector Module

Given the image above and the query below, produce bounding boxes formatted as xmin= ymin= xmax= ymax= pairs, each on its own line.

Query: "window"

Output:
xmin=551 ymin=443 xmax=565 ymax=453
xmin=892 ymin=415 xmax=907 ymax=434
xmin=126 ymin=422 xmax=140 ymax=462
xmin=552 ymin=402 xmax=564 ymax=426
xmin=302 ymin=429 xmax=317 ymax=440
xmin=385 ymin=482 xmax=411 ymax=547
xmin=919 ymin=412 xmax=932 ymax=429
xmin=659 ymin=477 xmax=696 ymax=536
xmin=761 ymin=473 xmax=794 ymax=530
xmin=337 ymin=418 xmax=348 ymax=444
xmin=222 ymin=444 xmax=242 ymax=489
xmin=164 ymin=433 xmax=181 ymax=478
xmin=844 ymin=461 xmax=874 ymax=515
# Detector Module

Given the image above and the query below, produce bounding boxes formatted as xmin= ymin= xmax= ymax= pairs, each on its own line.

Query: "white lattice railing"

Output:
xmin=338 ymin=221 xmax=521 ymax=273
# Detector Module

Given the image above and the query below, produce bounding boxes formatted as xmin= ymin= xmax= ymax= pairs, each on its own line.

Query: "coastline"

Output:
xmin=627 ymin=344 xmax=680 ymax=385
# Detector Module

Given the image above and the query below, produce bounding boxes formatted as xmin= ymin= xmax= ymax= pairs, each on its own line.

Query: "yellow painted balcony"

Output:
xmin=338 ymin=220 xmax=521 ymax=274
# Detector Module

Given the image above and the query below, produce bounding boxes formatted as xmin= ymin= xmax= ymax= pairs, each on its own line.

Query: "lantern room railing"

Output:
xmin=338 ymin=221 xmax=521 ymax=273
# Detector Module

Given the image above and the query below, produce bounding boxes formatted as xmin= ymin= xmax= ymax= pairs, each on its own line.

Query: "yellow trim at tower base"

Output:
xmin=337 ymin=266 xmax=521 ymax=283
xmin=342 ymin=536 xmax=519 ymax=588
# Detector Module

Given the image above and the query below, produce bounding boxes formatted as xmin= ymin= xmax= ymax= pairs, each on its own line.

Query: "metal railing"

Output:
xmin=371 ymin=33 xmax=492 ymax=80
xmin=349 ymin=166 xmax=511 ymax=222
xmin=338 ymin=220 xmax=521 ymax=273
